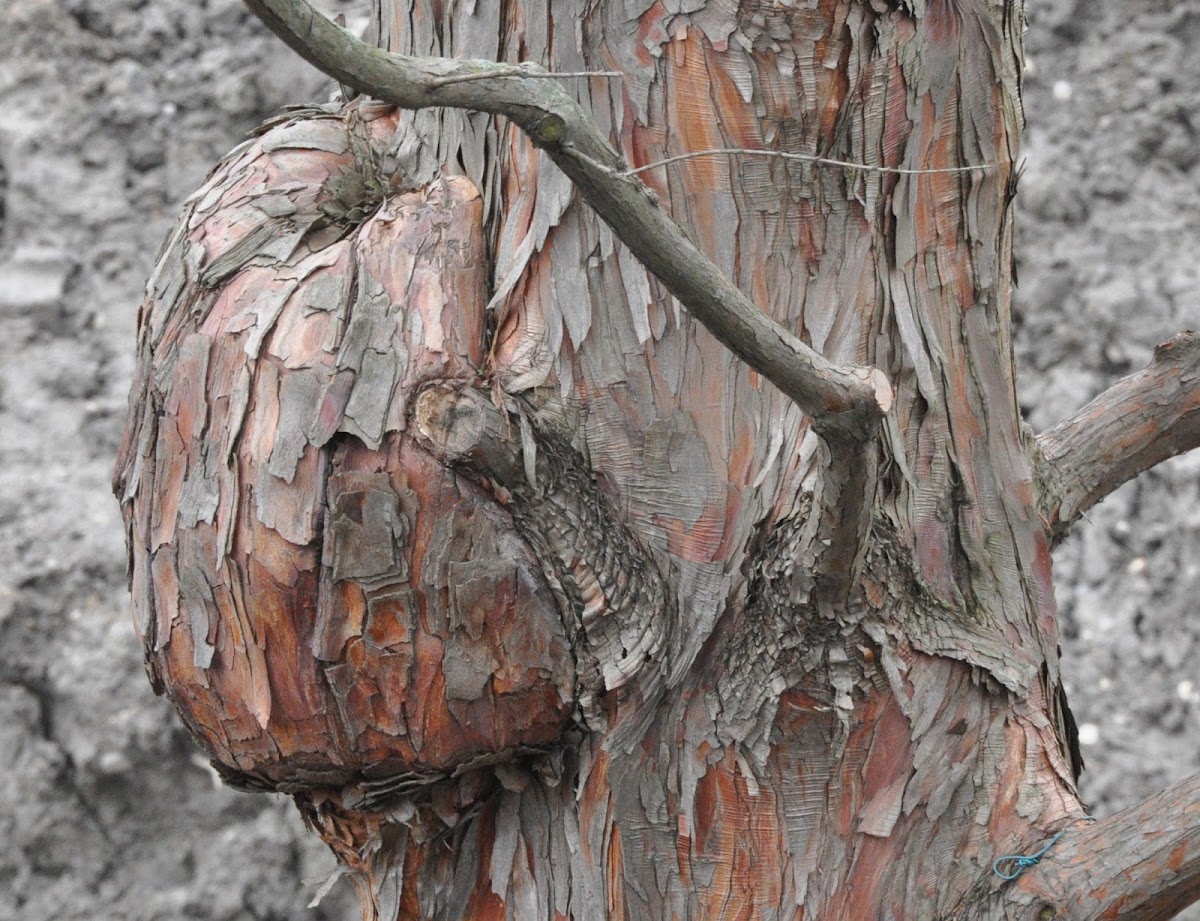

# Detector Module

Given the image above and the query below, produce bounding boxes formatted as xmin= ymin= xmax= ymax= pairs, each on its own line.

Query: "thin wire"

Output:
xmin=620 ymin=147 xmax=996 ymax=178
xmin=992 ymin=817 xmax=1097 ymax=882
xmin=430 ymin=69 xmax=624 ymax=87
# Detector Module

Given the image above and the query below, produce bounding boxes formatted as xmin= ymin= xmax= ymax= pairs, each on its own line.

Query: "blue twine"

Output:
xmin=992 ymin=817 xmax=1096 ymax=882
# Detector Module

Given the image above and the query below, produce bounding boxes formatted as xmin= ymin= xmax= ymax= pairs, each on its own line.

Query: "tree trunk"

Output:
xmin=114 ymin=0 xmax=1200 ymax=918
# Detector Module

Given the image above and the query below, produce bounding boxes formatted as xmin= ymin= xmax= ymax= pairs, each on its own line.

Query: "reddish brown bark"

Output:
xmin=115 ymin=109 xmax=575 ymax=787
xmin=113 ymin=0 xmax=1200 ymax=918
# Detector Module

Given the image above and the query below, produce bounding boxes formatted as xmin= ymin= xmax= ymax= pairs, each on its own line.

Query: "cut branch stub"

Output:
xmin=413 ymin=383 xmax=525 ymax=486
xmin=241 ymin=0 xmax=892 ymax=442
xmin=1036 ymin=330 xmax=1200 ymax=545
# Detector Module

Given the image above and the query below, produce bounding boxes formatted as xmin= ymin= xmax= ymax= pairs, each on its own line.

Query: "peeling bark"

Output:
xmin=243 ymin=0 xmax=893 ymax=443
xmin=116 ymin=106 xmax=577 ymax=788
xmin=113 ymin=0 xmax=1200 ymax=918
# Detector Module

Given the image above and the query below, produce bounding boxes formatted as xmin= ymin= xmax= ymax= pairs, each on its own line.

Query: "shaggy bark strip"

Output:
xmin=1036 ymin=330 xmax=1200 ymax=546
xmin=241 ymin=0 xmax=893 ymax=440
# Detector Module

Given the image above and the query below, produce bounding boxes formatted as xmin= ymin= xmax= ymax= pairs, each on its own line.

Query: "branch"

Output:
xmin=412 ymin=381 xmax=673 ymax=727
xmin=1035 ymin=330 xmax=1200 ymax=546
xmin=1011 ymin=771 xmax=1200 ymax=920
xmin=241 ymin=0 xmax=893 ymax=440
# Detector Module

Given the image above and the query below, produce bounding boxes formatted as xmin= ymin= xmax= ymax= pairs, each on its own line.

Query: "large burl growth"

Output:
xmin=116 ymin=0 xmax=1200 ymax=919
xmin=115 ymin=108 xmax=578 ymax=789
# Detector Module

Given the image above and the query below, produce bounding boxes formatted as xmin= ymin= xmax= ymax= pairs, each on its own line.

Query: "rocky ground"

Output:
xmin=0 ymin=0 xmax=1196 ymax=918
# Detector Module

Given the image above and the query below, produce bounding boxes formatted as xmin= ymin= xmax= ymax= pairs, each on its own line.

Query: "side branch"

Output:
xmin=1010 ymin=771 xmax=1200 ymax=920
xmin=242 ymin=0 xmax=892 ymax=440
xmin=1035 ymin=331 xmax=1200 ymax=546
xmin=413 ymin=382 xmax=673 ymax=725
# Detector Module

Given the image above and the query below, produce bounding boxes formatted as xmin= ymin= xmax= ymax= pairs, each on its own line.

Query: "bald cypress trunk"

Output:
xmin=115 ymin=1 xmax=1200 ymax=918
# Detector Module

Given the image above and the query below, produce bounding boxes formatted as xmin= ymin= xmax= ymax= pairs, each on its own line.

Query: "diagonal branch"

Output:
xmin=1009 ymin=771 xmax=1200 ymax=920
xmin=241 ymin=0 xmax=892 ymax=441
xmin=1035 ymin=330 xmax=1200 ymax=546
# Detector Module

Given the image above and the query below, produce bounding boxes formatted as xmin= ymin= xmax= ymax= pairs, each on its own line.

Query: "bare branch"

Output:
xmin=1010 ymin=771 xmax=1200 ymax=920
xmin=1035 ymin=330 xmax=1200 ymax=546
xmin=241 ymin=0 xmax=892 ymax=440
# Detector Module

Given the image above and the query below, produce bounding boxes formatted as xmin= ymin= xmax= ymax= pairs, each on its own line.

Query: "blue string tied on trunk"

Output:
xmin=992 ymin=817 xmax=1097 ymax=882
